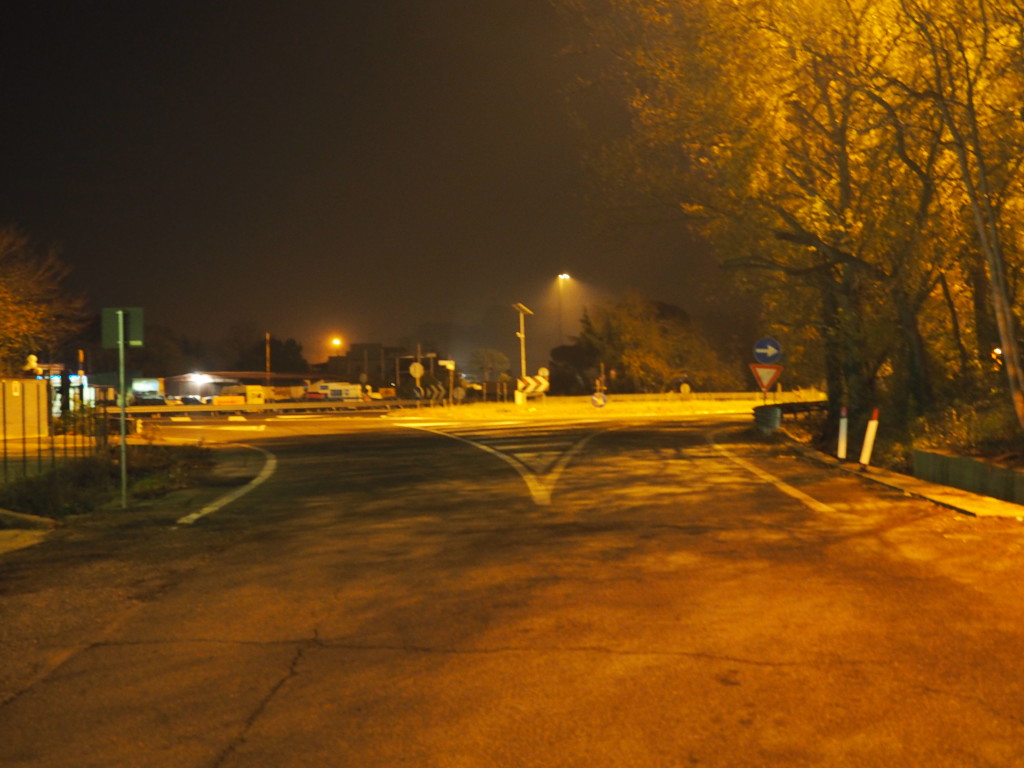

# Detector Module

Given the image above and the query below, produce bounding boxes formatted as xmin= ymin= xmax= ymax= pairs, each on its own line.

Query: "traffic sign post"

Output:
xmin=102 ymin=307 xmax=144 ymax=510
xmin=409 ymin=361 xmax=424 ymax=387
xmin=750 ymin=363 xmax=783 ymax=394
xmin=751 ymin=337 xmax=783 ymax=402
xmin=409 ymin=361 xmax=424 ymax=408
xmin=517 ymin=373 xmax=550 ymax=396
xmin=753 ymin=337 xmax=782 ymax=364
xmin=439 ymin=360 xmax=455 ymax=407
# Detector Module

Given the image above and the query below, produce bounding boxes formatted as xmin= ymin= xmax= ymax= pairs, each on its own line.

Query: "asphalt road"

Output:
xmin=2 ymin=413 xmax=1024 ymax=767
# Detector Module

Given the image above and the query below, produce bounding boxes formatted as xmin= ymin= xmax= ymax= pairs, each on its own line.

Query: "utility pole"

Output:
xmin=512 ymin=303 xmax=533 ymax=405
xmin=265 ymin=332 xmax=271 ymax=387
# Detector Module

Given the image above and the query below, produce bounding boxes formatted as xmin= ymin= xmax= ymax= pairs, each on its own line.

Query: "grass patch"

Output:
xmin=0 ymin=444 xmax=213 ymax=519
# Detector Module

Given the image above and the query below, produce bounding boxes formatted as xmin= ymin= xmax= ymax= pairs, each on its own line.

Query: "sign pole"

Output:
xmin=117 ymin=310 xmax=128 ymax=509
xmin=101 ymin=306 xmax=144 ymax=510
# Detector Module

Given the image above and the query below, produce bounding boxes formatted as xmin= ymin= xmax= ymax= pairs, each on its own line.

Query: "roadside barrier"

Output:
xmin=753 ymin=400 xmax=828 ymax=433
xmin=1 ymin=379 xmax=107 ymax=485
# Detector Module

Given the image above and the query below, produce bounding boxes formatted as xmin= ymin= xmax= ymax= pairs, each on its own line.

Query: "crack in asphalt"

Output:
xmin=209 ymin=632 xmax=320 ymax=768
xmin=82 ymin=636 xmax=887 ymax=671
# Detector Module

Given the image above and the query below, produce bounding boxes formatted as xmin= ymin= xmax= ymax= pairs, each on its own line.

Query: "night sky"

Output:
xmin=1 ymin=1 xmax=727 ymax=371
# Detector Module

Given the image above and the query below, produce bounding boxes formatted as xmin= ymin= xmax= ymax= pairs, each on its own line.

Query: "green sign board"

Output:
xmin=101 ymin=307 xmax=144 ymax=349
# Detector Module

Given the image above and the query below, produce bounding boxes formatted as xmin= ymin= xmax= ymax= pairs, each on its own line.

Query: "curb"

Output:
xmin=0 ymin=510 xmax=57 ymax=558
xmin=0 ymin=508 xmax=58 ymax=531
xmin=784 ymin=433 xmax=1024 ymax=519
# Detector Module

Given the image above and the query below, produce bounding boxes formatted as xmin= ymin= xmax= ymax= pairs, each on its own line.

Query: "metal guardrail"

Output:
xmin=753 ymin=400 xmax=828 ymax=433
xmin=116 ymin=392 xmax=830 ymax=418
xmin=105 ymin=398 xmax=436 ymax=418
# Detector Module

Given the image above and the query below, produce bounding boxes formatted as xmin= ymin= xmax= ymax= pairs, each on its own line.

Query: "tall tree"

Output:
xmin=556 ymin=0 xmax=1024 ymax=429
xmin=892 ymin=0 xmax=1024 ymax=425
xmin=573 ymin=293 xmax=740 ymax=392
xmin=0 ymin=226 xmax=84 ymax=375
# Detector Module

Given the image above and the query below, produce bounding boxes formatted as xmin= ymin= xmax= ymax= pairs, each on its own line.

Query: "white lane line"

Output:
xmin=708 ymin=433 xmax=835 ymax=515
xmin=176 ymin=445 xmax=278 ymax=525
xmin=155 ymin=424 xmax=267 ymax=431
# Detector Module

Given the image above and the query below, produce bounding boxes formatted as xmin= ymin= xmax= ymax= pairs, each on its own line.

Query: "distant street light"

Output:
xmin=557 ymin=273 xmax=571 ymax=344
xmin=512 ymin=302 xmax=534 ymax=397
xmin=325 ymin=336 xmax=345 ymax=375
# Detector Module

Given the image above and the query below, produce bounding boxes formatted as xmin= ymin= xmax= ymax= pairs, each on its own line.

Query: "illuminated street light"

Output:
xmin=512 ymin=302 xmax=533 ymax=404
xmin=327 ymin=336 xmax=345 ymax=375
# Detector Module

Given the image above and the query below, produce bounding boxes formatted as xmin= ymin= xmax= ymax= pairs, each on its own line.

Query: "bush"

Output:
xmin=0 ymin=445 xmax=212 ymax=518
xmin=913 ymin=398 xmax=1023 ymax=457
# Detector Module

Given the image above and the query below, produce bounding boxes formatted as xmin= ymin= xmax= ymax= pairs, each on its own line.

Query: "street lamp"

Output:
xmin=326 ymin=336 xmax=345 ymax=376
xmin=512 ymin=302 xmax=533 ymax=387
xmin=557 ymin=273 xmax=571 ymax=344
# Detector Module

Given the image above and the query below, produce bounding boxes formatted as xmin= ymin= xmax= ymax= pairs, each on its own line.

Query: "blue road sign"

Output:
xmin=753 ymin=337 xmax=782 ymax=364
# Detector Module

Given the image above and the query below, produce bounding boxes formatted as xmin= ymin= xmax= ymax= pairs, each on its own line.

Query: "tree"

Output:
xmin=232 ymin=335 xmax=309 ymax=374
xmin=556 ymin=0 xmax=1024 ymax=434
xmin=0 ymin=226 xmax=84 ymax=375
xmin=129 ymin=326 xmax=212 ymax=378
xmin=892 ymin=0 xmax=1024 ymax=426
xmin=569 ymin=292 xmax=740 ymax=392
xmin=469 ymin=349 xmax=510 ymax=382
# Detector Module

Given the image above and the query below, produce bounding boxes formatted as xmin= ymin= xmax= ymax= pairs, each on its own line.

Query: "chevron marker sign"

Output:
xmin=517 ymin=376 xmax=550 ymax=394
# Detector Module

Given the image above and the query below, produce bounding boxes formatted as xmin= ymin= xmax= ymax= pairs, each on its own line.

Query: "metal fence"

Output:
xmin=0 ymin=378 xmax=108 ymax=485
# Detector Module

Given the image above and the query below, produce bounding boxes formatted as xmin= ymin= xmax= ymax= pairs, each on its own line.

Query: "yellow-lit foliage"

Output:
xmin=558 ymin=0 xmax=1024 ymax=422
xmin=0 ymin=227 xmax=84 ymax=376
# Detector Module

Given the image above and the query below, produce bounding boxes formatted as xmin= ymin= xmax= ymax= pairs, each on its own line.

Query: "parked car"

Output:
xmin=131 ymin=394 xmax=166 ymax=406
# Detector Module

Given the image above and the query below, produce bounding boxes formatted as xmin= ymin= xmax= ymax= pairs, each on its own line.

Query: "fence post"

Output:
xmin=1 ymin=381 xmax=6 ymax=484
xmin=21 ymin=379 xmax=27 ymax=479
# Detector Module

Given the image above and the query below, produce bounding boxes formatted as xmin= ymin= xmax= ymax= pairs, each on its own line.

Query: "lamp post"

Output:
xmin=512 ymin=303 xmax=533 ymax=401
xmin=325 ymin=336 xmax=345 ymax=377
xmin=557 ymin=273 xmax=570 ymax=344
xmin=265 ymin=332 xmax=271 ymax=387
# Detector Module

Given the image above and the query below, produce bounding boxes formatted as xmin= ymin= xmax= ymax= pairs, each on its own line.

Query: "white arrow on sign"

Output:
xmin=755 ymin=343 xmax=779 ymax=358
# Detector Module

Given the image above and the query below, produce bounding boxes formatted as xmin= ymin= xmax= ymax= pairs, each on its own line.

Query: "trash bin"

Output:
xmin=753 ymin=405 xmax=782 ymax=433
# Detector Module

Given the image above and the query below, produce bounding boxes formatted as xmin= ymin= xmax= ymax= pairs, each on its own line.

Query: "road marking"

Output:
xmin=151 ymin=424 xmax=267 ymax=431
xmin=176 ymin=445 xmax=278 ymax=525
xmin=404 ymin=424 xmax=610 ymax=505
xmin=708 ymin=433 xmax=836 ymax=515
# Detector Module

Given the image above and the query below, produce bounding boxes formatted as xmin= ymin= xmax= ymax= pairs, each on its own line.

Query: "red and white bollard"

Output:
xmin=859 ymin=408 xmax=879 ymax=468
xmin=837 ymin=406 xmax=848 ymax=461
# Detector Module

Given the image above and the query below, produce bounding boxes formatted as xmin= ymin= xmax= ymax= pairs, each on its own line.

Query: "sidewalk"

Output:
xmin=788 ymin=442 xmax=1024 ymax=519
